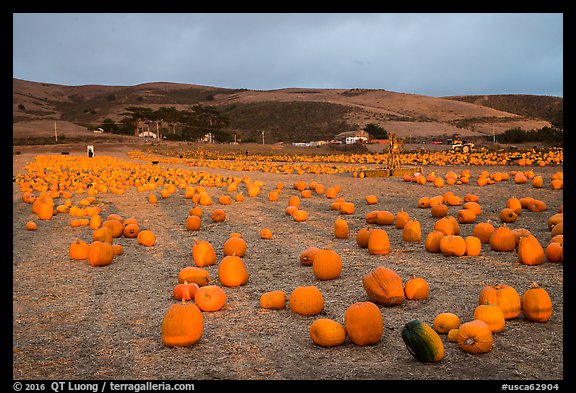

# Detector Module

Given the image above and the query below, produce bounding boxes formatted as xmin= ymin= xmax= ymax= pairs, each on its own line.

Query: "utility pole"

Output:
xmin=54 ymin=122 xmax=58 ymax=142
xmin=492 ymin=126 xmax=495 ymax=143
xmin=262 ymin=131 xmax=265 ymax=145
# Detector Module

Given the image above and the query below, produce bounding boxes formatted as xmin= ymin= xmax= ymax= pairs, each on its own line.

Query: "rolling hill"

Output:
xmin=13 ymin=78 xmax=560 ymax=144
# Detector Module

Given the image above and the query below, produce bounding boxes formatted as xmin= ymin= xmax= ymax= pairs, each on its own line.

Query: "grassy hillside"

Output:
xmin=444 ymin=94 xmax=563 ymax=127
xmin=13 ymin=79 xmax=558 ymax=144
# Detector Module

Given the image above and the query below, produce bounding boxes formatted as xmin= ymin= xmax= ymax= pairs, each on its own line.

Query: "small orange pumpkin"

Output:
xmin=137 ymin=230 xmax=156 ymax=246
xmin=309 ymin=318 xmax=347 ymax=347
xmin=260 ymin=290 xmax=286 ymax=309
xmin=404 ymin=274 xmax=429 ymax=300
xmin=69 ymin=239 xmax=90 ymax=260
xmin=194 ymin=285 xmax=226 ymax=312
xmin=299 ymin=246 xmax=321 ymax=266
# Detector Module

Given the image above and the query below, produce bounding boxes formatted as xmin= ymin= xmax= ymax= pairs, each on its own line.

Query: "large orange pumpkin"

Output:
xmin=87 ymin=240 xmax=114 ymax=266
xmin=478 ymin=283 xmax=521 ymax=320
xmin=362 ymin=266 xmax=405 ymax=306
xmin=312 ymin=248 xmax=342 ymax=281
xmin=161 ymin=299 xmax=203 ymax=347
xmin=521 ymin=282 xmax=553 ymax=322
xmin=223 ymin=235 xmax=247 ymax=257
xmin=218 ymin=255 xmax=249 ymax=287
xmin=517 ymin=234 xmax=545 ymax=266
xmin=367 ymin=229 xmax=390 ymax=255
xmin=344 ymin=301 xmax=383 ymax=346
xmin=289 ymin=286 xmax=324 ymax=316
xmin=455 ymin=320 xmax=493 ymax=354
xmin=192 ymin=239 xmax=217 ymax=267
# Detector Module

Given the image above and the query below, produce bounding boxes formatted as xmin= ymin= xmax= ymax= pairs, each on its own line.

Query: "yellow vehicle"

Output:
xmin=446 ymin=138 xmax=474 ymax=153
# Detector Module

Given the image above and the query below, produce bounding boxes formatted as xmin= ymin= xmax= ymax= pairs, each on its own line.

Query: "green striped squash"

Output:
xmin=401 ymin=320 xmax=445 ymax=363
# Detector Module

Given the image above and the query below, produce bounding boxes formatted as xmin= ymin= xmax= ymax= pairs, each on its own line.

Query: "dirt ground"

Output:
xmin=12 ymin=143 xmax=564 ymax=383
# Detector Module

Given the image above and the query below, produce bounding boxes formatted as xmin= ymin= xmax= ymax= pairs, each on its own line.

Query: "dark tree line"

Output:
xmin=103 ymin=105 xmax=230 ymax=141
xmin=498 ymin=126 xmax=563 ymax=146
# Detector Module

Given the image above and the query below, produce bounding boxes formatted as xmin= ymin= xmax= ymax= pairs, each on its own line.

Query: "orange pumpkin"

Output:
xmin=223 ymin=235 xmax=247 ymax=257
xmin=178 ymin=266 xmax=210 ymax=286
xmin=472 ymin=221 xmax=495 ymax=244
xmin=309 ymin=318 xmax=347 ymax=347
xmin=433 ymin=312 xmax=461 ymax=334
xmin=194 ymin=285 xmax=226 ymax=312
xmin=192 ymin=239 xmax=217 ymax=267
xmin=289 ymin=286 xmax=324 ymax=316
xmin=344 ymin=301 xmax=383 ymax=346
xmin=69 ymin=239 xmax=89 ymax=260
xmin=395 ymin=209 xmax=410 ymax=229
xmin=218 ymin=255 xmax=249 ymax=287
xmin=455 ymin=320 xmax=493 ymax=354
xmin=137 ymin=230 xmax=156 ymax=246
xmin=299 ymin=246 xmax=321 ymax=266
xmin=362 ymin=266 xmax=405 ymax=306
xmin=499 ymin=208 xmax=518 ymax=223
xmin=367 ymin=228 xmax=390 ymax=255
xmin=404 ymin=274 xmax=429 ymax=300
xmin=312 ymin=248 xmax=343 ymax=281
xmin=424 ymin=230 xmax=445 ymax=253
xmin=161 ymin=299 xmax=203 ymax=347
xmin=185 ymin=215 xmax=202 ymax=231
xmin=464 ymin=236 xmax=482 ymax=256
xmin=173 ymin=281 xmax=199 ymax=301
xmin=334 ymin=217 xmax=349 ymax=239
xmin=521 ymin=282 xmax=553 ymax=322
xmin=25 ymin=221 xmax=38 ymax=231
xmin=545 ymin=242 xmax=563 ymax=263
xmin=92 ymin=227 xmax=113 ymax=244
xmin=356 ymin=228 xmax=372 ymax=248
xmin=259 ymin=228 xmax=273 ymax=239
xmin=489 ymin=224 xmax=517 ymax=252
xmin=478 ymin=284 xmax=521 ymax=320
xmin=211 ymin=209 xmax=226 ymax=222
xmin=430 ymin=203 xmax=449 ymax=218
xmin=439 ymin=235 xmax=467 ymax=257
xmin=87 ymin=240 xmax=114 ymax=266
xmin=102 ymin=219 xmax=124 ymax=238
xmin=474 ymin=303 xmax=506 ymax=333
xmin=402 ymin=219 xmax=422 ymax=242
xmin=517 ymin=234 xmax=545 ymax=266
xmin=260 ymin=290 xmax=286 ymax=309
xmin=457 ymin=208 xmax=477 ymax=224
xmin=123 ymin=223 xmax=141 ymax=238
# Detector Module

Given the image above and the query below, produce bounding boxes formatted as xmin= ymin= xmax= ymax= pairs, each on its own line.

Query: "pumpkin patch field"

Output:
xmin=12 ymin=144 xmax=564 ymax=381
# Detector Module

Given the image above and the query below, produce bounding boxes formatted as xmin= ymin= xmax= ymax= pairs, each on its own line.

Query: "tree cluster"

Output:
xmin=115 ymin=105 xmax=230 ymax=141
xmin=498 ymin=126 xmax=563 ymax=146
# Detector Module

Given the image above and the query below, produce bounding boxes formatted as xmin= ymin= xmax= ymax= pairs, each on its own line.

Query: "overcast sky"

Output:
xmin=12 ymin=13 xmax=563 ymax=97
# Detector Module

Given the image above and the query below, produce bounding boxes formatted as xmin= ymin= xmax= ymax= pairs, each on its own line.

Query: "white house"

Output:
xmin=139 ymin=131 xmax=157 ymax=139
